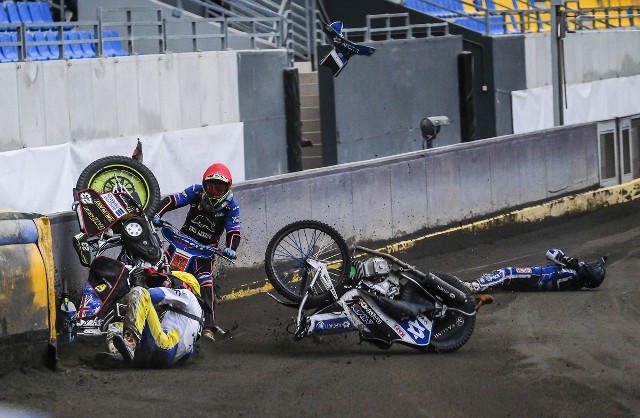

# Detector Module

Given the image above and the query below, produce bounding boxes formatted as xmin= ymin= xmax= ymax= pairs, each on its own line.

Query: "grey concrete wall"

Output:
xmin=491 ymin=36 xmax=527 ymax=137
xmin=524 ymin=31 xmax=640 ymax=89
xmin=0 ymin=49 xmax=289 ymax=180
xmin=319 ymin=36 xmax=464 ymax=165
xmin=237 ymin=51 xmax=289 ymax=179
xmin=50 ymin=122 xmax=599 ymax=295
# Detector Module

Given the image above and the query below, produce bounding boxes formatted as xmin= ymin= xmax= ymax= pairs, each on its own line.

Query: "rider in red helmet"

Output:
xmin=154 ymin=162 xmax=240 ymax=340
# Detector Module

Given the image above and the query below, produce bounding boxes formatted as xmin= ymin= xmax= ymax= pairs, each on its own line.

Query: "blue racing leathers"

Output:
xmin=123 ymin=286 xmax=203 ymax=368
xmin=156 ymin=184 xmax=240 ymax=329
xmin=470 ymin=265 xmax=579 ymax=292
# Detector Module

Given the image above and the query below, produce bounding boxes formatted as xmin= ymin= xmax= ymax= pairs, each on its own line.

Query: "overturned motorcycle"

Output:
xmin=264 ymin=220 xmax=493 ymax=353
xmin=62 ymin=152 xmax=235 ymax=349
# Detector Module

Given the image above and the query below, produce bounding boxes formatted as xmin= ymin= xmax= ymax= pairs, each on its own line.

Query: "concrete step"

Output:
xmin=300 ymin=94 xmax=319 ymax=108
xmin=300 ymin=82 xmax=318 ymax=97
xmin=302 ymin=142 xmax=323 ymax=157
xmin=302 ymin=119 xmax=321 ymax=133
xmin=294 ymin=61 xmax=313 ymax=73
xmin=301 ymin=106 xmax=320 ymax=121
xmin=299 ymin=71 xmax=318 ymax=84
xmin=298 ymin=69 xmax=321 ymax=173
xmin=302 ymin=155 xmax=324 ymax=170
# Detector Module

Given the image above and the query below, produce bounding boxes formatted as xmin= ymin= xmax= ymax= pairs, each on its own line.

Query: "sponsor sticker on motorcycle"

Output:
xmin=102 ymin=192 xmax=128 ymax=218
xmin=396 ymin=315 xmax=432 ymax=345
xmin=310 ymin=313 xmax=356 ymax=334
xmin=170 ymin=251 xmax=190 ymax=271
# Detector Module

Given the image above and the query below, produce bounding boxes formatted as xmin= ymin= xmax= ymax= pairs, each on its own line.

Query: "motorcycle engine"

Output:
xmin=360 ymin=257 xmax=391 ymax=278
xmin=358 ymin=257 xmax=400 ymax=298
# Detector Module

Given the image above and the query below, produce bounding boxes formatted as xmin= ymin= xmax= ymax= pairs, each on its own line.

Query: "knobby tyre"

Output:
xmin=400 ymin=272 xmax=476 ymax=353
xmin=264 ymin=220 xmax=351 ymax=308
xmin=76 ymin=155 xmax=161 ymax=216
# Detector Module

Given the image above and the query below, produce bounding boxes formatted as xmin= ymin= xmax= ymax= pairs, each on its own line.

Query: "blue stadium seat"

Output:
xmin=0 ymin=2 xmax=10 ymax=30
xmin=0 ymin=32 xmax=10 ymax=61
xmin=405 ymin=0 xmax=458 ymax=18
xmin=34 ymin=30 xmax=54 ymax=59
xmin=4 ymin=1 xmax=21 ymax=25
xmin=67 ymin=30 xmax=91 ymax=59
xmin=15 ymin=1 xmax=32 ymax=25
xmin=38 ymin=1 xmax=55 ymax=26
xmin=25 ymin=30 xmax=48 ymax=60
xmin=103 ymin=30 xmax=127 ymax=57
xmin=62 ymin=30 xmax=81 ymax=59
xmin=47 ymin=30 xmax=72 ymax=59
xmin=455 ymin=15 xmax=511 ymax=34
xmin=45 ymin=30 xmax=59 ymax=59
xmin=1 ymin=31 xmax=19 ymax=61
xmin=27 ymin=1 xmax=46 ymax=30
xmin=77 ymin=30 xmax=95 ymax=58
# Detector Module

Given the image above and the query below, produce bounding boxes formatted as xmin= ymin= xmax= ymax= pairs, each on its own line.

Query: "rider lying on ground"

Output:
xmin=463 ymin=249 xmax=607 ymax=293
xmin=111 ymin=271 xmax=204 ymax=368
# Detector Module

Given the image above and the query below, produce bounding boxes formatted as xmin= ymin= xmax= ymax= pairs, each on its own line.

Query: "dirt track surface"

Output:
xmin=1 ymin=200 xmax=640 ymax=417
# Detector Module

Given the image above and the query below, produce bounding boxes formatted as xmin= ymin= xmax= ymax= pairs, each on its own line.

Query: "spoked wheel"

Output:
xmin=400 ymin=272 xmax=476 ymax=353
xmin=264 ymin=220 xmax=351 ymax=308
xmin=76 ymin=155 xmax=161 ymax=216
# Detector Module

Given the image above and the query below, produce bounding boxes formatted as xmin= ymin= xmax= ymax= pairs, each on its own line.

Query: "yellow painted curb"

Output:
xmin=221 ymin=179 xmax=640 ymax=302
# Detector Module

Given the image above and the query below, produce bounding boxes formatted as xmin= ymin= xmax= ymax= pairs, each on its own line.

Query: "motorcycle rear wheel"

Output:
xmin=264 ymin=220 xmax=351 ymax=308
xmin=400 ymin=272 xmax=476 ymax=353
xmin=76 ymin=155 xmax=161 ymax=216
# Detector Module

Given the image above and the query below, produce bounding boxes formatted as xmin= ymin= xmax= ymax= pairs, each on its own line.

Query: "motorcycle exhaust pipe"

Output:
xmin=421 ymin=272 xmax=470 ymax=306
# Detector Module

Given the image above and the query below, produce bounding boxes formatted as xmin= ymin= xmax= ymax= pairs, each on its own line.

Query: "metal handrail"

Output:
xmin=0 ymin=14 xmax=285 ymax=63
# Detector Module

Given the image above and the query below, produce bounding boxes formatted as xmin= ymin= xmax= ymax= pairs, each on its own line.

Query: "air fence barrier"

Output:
xmin=48 ymin=122 xmax=601 ymax=302
xmin=0 ymin=211 xmax=57 ymax=374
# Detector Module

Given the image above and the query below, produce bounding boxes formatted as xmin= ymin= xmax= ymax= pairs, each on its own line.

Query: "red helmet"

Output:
xmin=201 ymin=163 xmax=232 ymax=213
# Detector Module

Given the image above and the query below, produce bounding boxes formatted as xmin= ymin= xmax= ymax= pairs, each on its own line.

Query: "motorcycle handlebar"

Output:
xmin=157 ymin=220 xmax=235 ymax=263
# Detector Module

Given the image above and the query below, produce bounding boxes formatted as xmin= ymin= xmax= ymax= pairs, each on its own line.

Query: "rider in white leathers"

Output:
xmin=112 ymin=275 xmax=203 ymax=368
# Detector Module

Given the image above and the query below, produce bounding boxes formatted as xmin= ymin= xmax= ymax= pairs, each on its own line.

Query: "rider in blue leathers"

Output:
xmin=153 ymin=163 xmax=240 ymax=340
xmin=464 ymin=249 xmax=607 ymax=293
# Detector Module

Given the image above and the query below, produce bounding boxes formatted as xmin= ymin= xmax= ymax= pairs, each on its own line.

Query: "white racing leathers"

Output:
xmin=123 ymin=286 xmax=203 ymax=368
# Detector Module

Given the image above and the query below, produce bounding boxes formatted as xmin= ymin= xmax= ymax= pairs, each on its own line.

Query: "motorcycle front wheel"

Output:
xmin=264 ymin=220 xmax=351 ymax=308
xmin=400 ymin=272 xmax=476 ymax=353
xmin=76 ymin=155 xmax=161 ymax=216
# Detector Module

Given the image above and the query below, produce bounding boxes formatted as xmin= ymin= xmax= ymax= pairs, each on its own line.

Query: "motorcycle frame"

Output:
xmin=294 ymin=258 xmax=436 ymax=347
xmin=283 ymin=246 xmax=477 ymax=348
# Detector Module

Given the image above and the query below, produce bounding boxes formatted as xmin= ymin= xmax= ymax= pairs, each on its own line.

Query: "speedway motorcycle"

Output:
xmin=264 ymin=220 xmax=492 ymax=353
xmin=63 ymin=154 xmax=233 ymax=343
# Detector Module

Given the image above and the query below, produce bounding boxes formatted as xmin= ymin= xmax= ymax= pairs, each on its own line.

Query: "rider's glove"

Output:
xmin=223 ymin=247 xmax=236 ymax=259
xmin=152 ymin=214 xmax=162 ymax=226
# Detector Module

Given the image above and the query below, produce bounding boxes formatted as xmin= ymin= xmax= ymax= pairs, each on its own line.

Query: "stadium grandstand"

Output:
xmin=0 ymin=0 xmax=639 ymax=171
